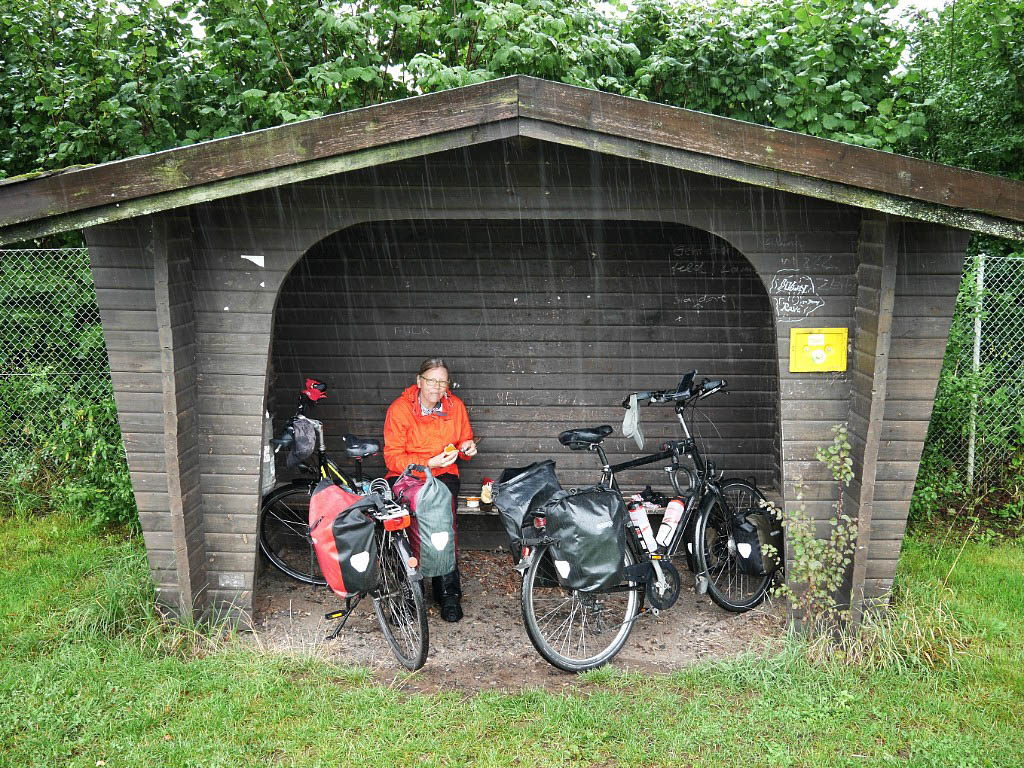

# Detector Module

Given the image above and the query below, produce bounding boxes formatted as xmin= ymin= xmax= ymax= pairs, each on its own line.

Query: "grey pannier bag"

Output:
xmin=538 ymin=485 xmax=626 ymax=592
xmin=494 ymin=460 xmax=562 ymax=562
xmin=392 ymin=465 xmax=456 ymax=578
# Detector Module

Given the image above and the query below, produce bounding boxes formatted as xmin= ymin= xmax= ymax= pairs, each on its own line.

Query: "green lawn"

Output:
xmin=1 ymin=514 xmax=1022 ymax=767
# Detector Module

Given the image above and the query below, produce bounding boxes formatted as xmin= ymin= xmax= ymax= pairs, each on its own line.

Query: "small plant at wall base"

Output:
xmin=773 ymin=424 xmax=858 ymax=635
xmin=773 ymin=424 xmax=973 ymax=669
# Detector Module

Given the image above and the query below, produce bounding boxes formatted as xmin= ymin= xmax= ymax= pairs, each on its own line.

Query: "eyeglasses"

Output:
xmin=419 ymin=376 xmax=449 ymax=389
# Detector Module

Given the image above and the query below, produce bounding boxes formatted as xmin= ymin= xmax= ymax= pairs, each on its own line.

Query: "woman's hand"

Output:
xmin=460 ymin=439 xmax=478 ymax=458
xmin=427 ymin=446 xmax=459 ymax=469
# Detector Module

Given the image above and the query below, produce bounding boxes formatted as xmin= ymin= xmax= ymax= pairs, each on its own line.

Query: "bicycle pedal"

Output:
xmin=695 ymin=575 xmax=709 ymax=595
xmin=325 ymin=609 xmax=348 ymax=620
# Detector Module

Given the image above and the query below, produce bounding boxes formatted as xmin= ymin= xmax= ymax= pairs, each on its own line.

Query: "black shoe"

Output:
xmin=439 ymin=597 xmax=464 ymax=622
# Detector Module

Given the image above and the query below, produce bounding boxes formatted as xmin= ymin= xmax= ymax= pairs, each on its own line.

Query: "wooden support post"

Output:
xmin=848 ymin=213 xmax=899 ymax=622
xmin=151 ymin=213 xmax=208 ymax=618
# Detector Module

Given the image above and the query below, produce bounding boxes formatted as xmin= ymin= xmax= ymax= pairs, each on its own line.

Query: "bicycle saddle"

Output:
xmin=558 ymin=425 xmax=613 ymax=449
xmin=342 ymin=434 xmax=381 ymax=458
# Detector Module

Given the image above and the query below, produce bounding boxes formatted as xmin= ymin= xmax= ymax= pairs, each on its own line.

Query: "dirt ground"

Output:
xmin=251 ymin=549 xmax=784 ymax=692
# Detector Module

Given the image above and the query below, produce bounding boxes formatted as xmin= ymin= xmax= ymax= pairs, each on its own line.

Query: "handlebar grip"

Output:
xmin=270 ymin=424 xmax=296 ymax=450
xmin=621 ymin=391 xmax=653 ymax=407
xmin=270 ymin=434 xmax=294 ymax=450
xmin=702 ymin=379 xmax=726 ymax=392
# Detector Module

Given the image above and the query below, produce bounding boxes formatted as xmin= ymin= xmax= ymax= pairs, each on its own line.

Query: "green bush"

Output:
xmin=911 ymin=242 xmax=1024 ymax=537
xmin=0 ymin=249 xmax=134 ymax=529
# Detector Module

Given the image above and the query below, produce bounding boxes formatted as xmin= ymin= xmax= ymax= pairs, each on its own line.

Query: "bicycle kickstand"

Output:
xmin=325 ymin=595 xmax=362 ymax=640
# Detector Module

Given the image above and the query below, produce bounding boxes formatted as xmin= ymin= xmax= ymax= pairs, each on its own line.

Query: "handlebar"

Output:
xmin=622 ymin=374 xmax=727 ymax=408
xmin=270 ymin=423 xmax=295 ymax=452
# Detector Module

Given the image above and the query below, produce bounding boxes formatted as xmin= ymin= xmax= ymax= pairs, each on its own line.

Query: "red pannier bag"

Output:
xmin=307 ymin=480 xmax=379 ymax=597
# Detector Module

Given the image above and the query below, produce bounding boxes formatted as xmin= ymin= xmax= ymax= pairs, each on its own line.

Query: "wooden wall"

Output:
xmin=270 ymin=219 xmax=778 ymax=496
xmin=84 ymin=136 xmax=966 ymax=617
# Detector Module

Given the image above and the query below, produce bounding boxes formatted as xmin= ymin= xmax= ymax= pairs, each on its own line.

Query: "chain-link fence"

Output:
xmin=917 ymin=252 xmax=1024 ymax=511
xmin=0 ymin=248 xmax=109 ymax=445
xmin=0 ymin=248 xmax=134 ymax=523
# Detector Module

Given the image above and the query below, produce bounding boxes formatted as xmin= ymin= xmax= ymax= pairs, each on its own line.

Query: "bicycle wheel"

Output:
xmin=373 ymin=533 xmax=429 ymax=671
xmin=258 ymin=480 xmax=326 ymax=586
xmin=694 ymin=480 xmax=773 ymax=612
xmin=521 ymin=544 xmax=641 ymax=672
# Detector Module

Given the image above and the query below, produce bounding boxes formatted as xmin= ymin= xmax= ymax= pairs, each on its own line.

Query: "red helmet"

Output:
xmin=302 ymin=378 xmax=327 ymax=402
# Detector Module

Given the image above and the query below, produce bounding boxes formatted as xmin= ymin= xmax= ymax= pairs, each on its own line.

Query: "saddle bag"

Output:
xmin=538 ymin=485 xmax=626 ymax=592
xmin=392 ymin=466 xmax=455 ymax=578
xmin=494 ymin=460 xmax=563 ymax=561
xmin=307 ymin=480 xmax=379 ymax=597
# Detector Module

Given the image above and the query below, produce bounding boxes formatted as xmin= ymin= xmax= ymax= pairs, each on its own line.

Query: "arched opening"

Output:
xmin=265 ymin=218 xmax=780 ymax=501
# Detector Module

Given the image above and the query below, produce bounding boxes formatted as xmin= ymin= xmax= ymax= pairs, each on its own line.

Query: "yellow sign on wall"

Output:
xmin=790 ymin=327 xmax=848 ymax=372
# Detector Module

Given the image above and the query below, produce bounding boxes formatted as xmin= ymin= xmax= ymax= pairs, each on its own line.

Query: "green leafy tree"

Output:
xmin=902 ymin=0 xmax=1024 ymax=176
xmin=627 ymin=0 xmax=929 ymax=149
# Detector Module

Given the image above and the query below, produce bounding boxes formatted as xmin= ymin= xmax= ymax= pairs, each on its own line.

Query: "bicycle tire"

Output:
xmin=694 ymin=480 xmax=773 ymax=612
xmin=373 ymin=533 xmax=429 ymax=671
xmin=258 ymin=480 xmax=326 ymax=586
xmin=521 ymin=544 xmax=641 ymax=672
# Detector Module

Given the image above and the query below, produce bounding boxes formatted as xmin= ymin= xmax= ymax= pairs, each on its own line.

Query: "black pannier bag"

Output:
xmin=540 ymin=485 xmax=627 ymax=592
xmin=308 ymin=480 xmax=380 ymax=597
xmin=732 ymin=505 xmax=784 ymax=576
xmin=494 ymin=460 xmax=562 ymax=560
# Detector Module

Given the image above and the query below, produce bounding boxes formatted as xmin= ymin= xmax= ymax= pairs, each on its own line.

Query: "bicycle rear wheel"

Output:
xmin=258 ymin=480 xmax=326 ymax=585
xmin=520 ymin=544 xmax=641 ymax=672
xmin=694 ymin=480 xmax=773 ymax=612
xmin=373 ymin=533 xmax=429 ymax=671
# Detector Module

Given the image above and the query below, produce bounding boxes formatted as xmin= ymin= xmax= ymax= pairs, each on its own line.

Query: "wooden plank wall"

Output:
xmin=846 ymin=214 xmax=899 ymax=614
xmin=269 ymin=219 xmax=778 ymax=496
xmin=85 ymin=136 xmax=967 ymax=617
xmin=86 ymin=222 xmax=181 ymax=610
xmin=863 ymin=223 xmax=968 ymax=598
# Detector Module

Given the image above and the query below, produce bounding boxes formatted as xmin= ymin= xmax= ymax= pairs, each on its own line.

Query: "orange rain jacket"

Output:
xmin=383 ymin=384 xmax=474 ymax=478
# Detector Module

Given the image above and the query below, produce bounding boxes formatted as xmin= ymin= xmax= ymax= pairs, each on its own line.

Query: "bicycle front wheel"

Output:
xmin=695 ymin=480 xmax=773 ymax=612
xmin=258 ymin=480 xmax=326 ymax=586
xmin=520 ymin=545 xmax=641 ymax=672
xmin=373 ymin=533 xmax=429 ymax=671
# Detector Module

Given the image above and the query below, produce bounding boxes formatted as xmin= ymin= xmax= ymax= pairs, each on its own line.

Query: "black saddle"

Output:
xmin=341 ymin=434 xmax=380 ymax=459
xmin=558 ymin=425 xmax=613 ymax=449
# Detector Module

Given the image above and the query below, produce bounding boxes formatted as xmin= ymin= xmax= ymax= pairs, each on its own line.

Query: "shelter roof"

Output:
xmin=1 ymin=75 xmax=1022 ymax=245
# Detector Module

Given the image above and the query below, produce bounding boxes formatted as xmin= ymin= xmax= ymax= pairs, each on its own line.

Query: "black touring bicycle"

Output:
xmin=503 ymin=371 xmax=784 ymax=672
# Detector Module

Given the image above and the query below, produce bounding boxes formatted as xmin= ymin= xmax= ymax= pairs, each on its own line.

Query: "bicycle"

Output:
xmin=319 ymin=488 xmax=429 ymax=670
xmin=258 ymin=381 xmax=428 ymax=670
xmin=259 ymin=381 xmax=377 ymax=585
xmin=518 ymin=371 xmax=781 ymax=672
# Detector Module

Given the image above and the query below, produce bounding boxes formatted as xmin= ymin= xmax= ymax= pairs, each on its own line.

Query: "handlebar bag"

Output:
xmin=538 ymin=485 xmax=626 ymax=592
xmin=307 ymin=480 xmax=379 ymax=597
xmin=393 ymin=466 xmax=455 ymax=578
xmin=494 ymin=460 xmax=562 ymax=562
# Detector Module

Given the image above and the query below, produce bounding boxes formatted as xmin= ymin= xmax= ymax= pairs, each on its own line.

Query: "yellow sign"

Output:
xmin=789 ymin=327 xmax=848 ymax=372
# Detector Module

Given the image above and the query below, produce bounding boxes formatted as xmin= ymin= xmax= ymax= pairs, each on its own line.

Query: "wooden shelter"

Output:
xmin=2 ymin=76 xmax=1022 ymax=621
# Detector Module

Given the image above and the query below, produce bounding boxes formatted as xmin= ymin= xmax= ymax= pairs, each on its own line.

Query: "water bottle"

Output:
xmin=627 ymin=495 xmax=659 ymax=553
xmin=656 ymin=497 xmax=687 ymax=550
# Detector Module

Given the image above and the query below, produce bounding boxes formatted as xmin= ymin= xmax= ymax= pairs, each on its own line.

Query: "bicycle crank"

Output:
xmin=645 ymin=560 xmax=681 ymax=610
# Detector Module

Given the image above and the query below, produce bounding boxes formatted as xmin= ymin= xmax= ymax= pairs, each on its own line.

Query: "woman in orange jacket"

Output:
xmin=383 ymin=357 xmax=477 ymax=621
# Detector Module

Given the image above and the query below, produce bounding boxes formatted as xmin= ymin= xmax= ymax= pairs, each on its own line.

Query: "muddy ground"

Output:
xmin=252 ymin=549 xmax=783 ymax=693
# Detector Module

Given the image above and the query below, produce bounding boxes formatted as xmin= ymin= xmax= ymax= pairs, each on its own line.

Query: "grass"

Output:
xmin=1 ymin=513 xmax=1023 ymax=767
